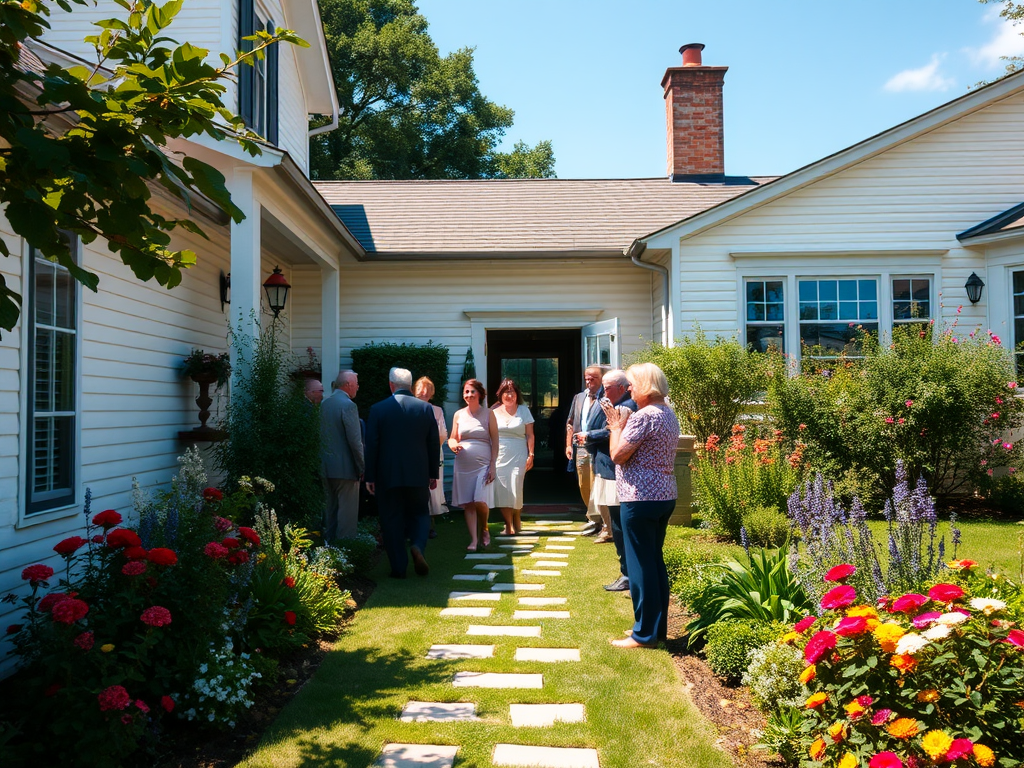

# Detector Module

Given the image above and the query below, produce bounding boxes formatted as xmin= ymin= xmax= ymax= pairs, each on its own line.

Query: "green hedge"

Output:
xmin=350 ymin=341 xmax=449 ymax=417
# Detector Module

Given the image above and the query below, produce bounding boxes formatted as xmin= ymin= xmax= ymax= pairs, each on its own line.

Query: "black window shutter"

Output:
xmin=266 ymin=18 xmax=279 ymax=145
xmin=238 ymin=0 xmax=255 ymax=127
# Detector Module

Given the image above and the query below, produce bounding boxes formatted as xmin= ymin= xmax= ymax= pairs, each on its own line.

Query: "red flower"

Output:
xmin=283 ymin=576 xmax=296 ymax=589
xmin=213 ymin=516 xmax=234 ymax=533
xmin=825 ymin=564 xmax=856 ymax=582
xmin=928 ymin=583 xmax=965 ymax=603
xmin=161 ymin=696 xmax=175 ymax=713
xmin=221 ymin=536 xmax=240 ymax=550
xmin=284 ymin=611 xmax=297 ymax=626
xmin=891 ymin=593 xmax=928 ymax=614
xmin=140 ymin=606 xmax=172 ymax=628
xmin=51 ymin=598 xmax=89 ymax=624
xmin=123 ymin=546 xmax=149 ymax=561
xmin=121 ymin=714 xmax=133 ymax=725
xmin=122 ymin=561 xmax=147 ymax=576
xmin=98 ymin=685 xmax=131 ymax=712
xmin=44 ymin=683 xmax=62 ymax=698
xmin=134 ymin=699 xmax=150 ymax=714
xmin=804 ymin=630 xmax=837 ymax=663
xmin=227 ymin=550 xmax=250 ymax=566
xmin=147 ymin=548 xmax=178 ymax=567
xmin=74 ymin=631 xmax=95 ymax=651
xmin=54 ymin=536 xmax=87 ymax=556
xmin=106 ymin=529 xmax=142 ymax=549
xmin=92 ymin=509 xmax=122 ymax=528
xmin=946 ymin=739 xmax=974 ymax=761
xmin=821 ymin=585 xmax=857 ymax=610
xmin=835 ymin=616 xmax=869 ymax=637
xmin=91 ymin=534 xmax=104 ymax=544
xmin=871 ymin=709 xmax=894 ymax=726
xmin=870 ymin=752 xmax=903 ymax=768
xmin=203 ymin=487 xmax=224 ymax=502
xmin=912 ymin=611 xmax=942 ymax=628
xmin=238 ymin=527 xmax=261 ymax=547
xmin=204 ymin=542 xmax=229 ymax=559
xmin=37 ymin=592 xmax=69 ymax=612
xmin=1005 ymin=629 xmax=1024 ymax=647
xmin=6 ymin=624 xmax=22 ymax=635
xmin=21 ymin=564 xmax=54 ymax=585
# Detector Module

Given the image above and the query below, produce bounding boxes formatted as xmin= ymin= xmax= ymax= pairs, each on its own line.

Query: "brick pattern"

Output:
xmin=662 ymin=66 xmax=728 ymax=178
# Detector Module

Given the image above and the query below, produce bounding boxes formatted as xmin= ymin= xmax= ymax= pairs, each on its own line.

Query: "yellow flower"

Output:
xmin=916 ymin=689 xmax=940 ymax=703
xmin=873 ymin=621 xmax=905 ymax=653
xmin=782 ymin=631 xmax=800 ymax=644
xmin=838 ymin=753 xmax=858 ymax=768
xmin=890 ymin=653 xmax=917 ymax=673
xmin=806 ymin=692 xmax=828 ymax=709
xmin=809 ymin=738 xmax=827 ymax=761
xmin=100 ymin=644 xmax=115 ymax=653
xmin=973 ymin=744 xmax=995 ymax=767
xmin=865 ymin=618 xmax=881 ymax=631
xmin=921 ymin=730 xmax=954 ymax=761
xmin=843 ymin=699 xmax=866 ymax=719
xmin=847 ymin=605 xmax=879 ymax=618
xmin=799 ymin=665 xmax=816 ymax=684
xmin=827 ymin=721 xmax=847 ymax=743
xmin=887 ymin=718 xmax=920 ymax=739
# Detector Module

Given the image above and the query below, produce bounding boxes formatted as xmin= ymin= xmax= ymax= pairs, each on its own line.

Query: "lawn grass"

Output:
xmin=238 ymin=520 xmax=734 ymax=768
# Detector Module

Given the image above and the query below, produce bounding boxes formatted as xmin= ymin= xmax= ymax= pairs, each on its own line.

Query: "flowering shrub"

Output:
xmin=743 ymin=640 xmax=808 ymax=712
xmin=792 ymin=564 xmax=1024 ymax=768
xmin=704 ymin=619 xmax=787 ymax=680
xmin=694 ymin=424 xmax=806 ymax=541
xmin=174 ymin=637 xmax=261 ymax=728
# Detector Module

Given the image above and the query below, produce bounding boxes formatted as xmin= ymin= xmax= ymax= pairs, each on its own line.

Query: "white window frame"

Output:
xmin=1012 ymin=268 xmax=1024 ymax=374
xmin=797 ymin=275 xmax=881 ymax=359
xmin=18 ymin=237 xmax=83 ymax=528
xmin=891 ymin=275 xmax=934 ymax=325
xmin=743 ymin=277 xmax=786 ymax=353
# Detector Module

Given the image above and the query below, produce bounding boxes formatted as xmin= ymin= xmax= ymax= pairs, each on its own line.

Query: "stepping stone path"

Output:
xmin=383 ymin=521 xmax=596 ymax=767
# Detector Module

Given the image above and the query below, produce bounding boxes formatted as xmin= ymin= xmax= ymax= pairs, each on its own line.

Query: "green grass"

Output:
xmin=239 ymin=521 xmax=734 ymax=768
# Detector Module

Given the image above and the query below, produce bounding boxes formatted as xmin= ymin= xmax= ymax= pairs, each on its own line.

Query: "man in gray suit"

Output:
xmin=365 ymin=367 xmax=439 ymax=578
xmin=321 ymin=370 xmax=364 ymax=541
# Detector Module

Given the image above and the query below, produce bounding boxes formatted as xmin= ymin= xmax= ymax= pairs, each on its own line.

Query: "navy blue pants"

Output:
xmin=609 ymin=505 xmax=627 ymax=577
xmin=376 ymin=486 xmax=430 ymax=577
xmin=621 ymin=499 xmax=675 ymax=644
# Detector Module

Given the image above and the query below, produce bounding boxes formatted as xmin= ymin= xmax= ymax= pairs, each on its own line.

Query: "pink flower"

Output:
xmin=992 ymin=334 xmax=1002 ymax=345
xmin=140 ymin=606 xmax=172 ymax=628
xmin=122 ymin=561 xmax=147 ymax=576
xmin=871 ymin=709 xmax=894 ymax=726
xmin=947 ymin=739 xmax=974 ymax=761
xmin=996 ymin=396 xmax=1004 ymax=404
xmin=21 ymin=564 xmax=54 ymax=585
xmin=794 ymin=615 xmax=817 ymax=633
xmin=912 ymin=611 xmax=942 ymax=628
xmin=1009 ymin=382 xmax=1018 ymax=389
xmin=891 ymin=593 xmax=928 ymax=614
xmin=804 ymin=630 xmax=837 ymax=663
xmin=825 ymin=564 xmax=856 ymax=582
xmin=213 ymin=516 xmax=233 ymax=533
xmin=905 ymin=400 xmax=913 ymax=408
xmin=1004 ymin=443 xmax=1014 ymax=451
xmin=870 ymin=752 xmax=903 ymax=768
xmin=821 ymin=585 xmax=857 ymax=610
xmin=928 ymin=583 xmax=965 ymax=603
xmin=74 ymin=631 xmax=95 ymax=651
xmin=204 ymin=542 xmax=229 ymax=559
xmin=134 ymin=699 xmax=150 ymax=714
xmin=1006 ymin=629 xmax=1024 ymax=647
xmin=51 ymin=598 xmax=89 ymax=624
xmin=37 ymin=592 xmax=70 ymax=612
xmin=898 ymin=418 xmax=905 ymax=425
xmin=98 ymin=685 xmax=131 ymax=712
xmin=885 ymin=417 xmax=895 ymax=424
xmin=835 ymin=616 xmax=869 ymax=637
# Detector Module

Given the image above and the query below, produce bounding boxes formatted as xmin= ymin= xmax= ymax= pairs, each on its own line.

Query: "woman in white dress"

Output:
xmin=449 ymin=379 xmax=498 ymax=551
xmin=492 ymin=378 xmax=535 ymax=535
xmin=414 ymin=377 xmax=448 ymax=535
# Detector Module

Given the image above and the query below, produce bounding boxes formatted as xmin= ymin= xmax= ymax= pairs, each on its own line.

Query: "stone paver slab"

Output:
xmin=522 ymin=569 xmax=562 ymax=576
xmin=452 ymin=672 xmax=543 ymax=689
xmin=375 ymin=744 xmax=459 ymax=768
xmin=514 ymin=647 xmax=581 ymax=662
xmin=467 ymin=624 xmax=541 ymax=637
xmin=534 ymin=561 xmax=570 ymax=568
xmin=426 ymin=644 xmax=495 ymax=659
xmin=545 ymin=545 xmax=575 ymax=550
xmin=452 ymin=573 xmax=491 ymax=581
xmin=440 ymin=606 xmax=493 ymax=617
xmin=496 ymin=536 xmax=539 ymax=542
xmin=466 ymin=553 xmax=508 ymax=560
xmin=509 ymin=703 xmax=586 ymax=727
xmin=474 ymin=563 xmax=514 ymax=571
xmin=528 ymin=520 xmax=573 ymax=525
xmin=530 ymin=552 xmax=568 ymax=558
xmin=500 ymin=544 xmax=535 ymax=550
xmin=400 ymin=701 xmax=478 ymax=722
xmin=449 ymin=591 xmax=501 ymax=602
xmin=492 ymin=583 xmax=545 ymax=592
xmin=518 ymin=597 xmax=567 ymax=606
xmin=492 ymin=744 xmax=598 ymax=768
xmin=513 ymin=610 xmax=570 ymax=619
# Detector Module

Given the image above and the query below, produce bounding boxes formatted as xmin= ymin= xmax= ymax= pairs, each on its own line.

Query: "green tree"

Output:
xmin=310 ymin=0 xmax=554 ymax=180
xmin=978 ymin=1 xmax=1024 ymax=79
xmin=0 ymin=0 xmax=305 ymax=333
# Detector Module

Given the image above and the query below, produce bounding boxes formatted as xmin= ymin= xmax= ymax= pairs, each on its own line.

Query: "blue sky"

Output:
xmin=416 ymin=0 xmax=1024 ymax=179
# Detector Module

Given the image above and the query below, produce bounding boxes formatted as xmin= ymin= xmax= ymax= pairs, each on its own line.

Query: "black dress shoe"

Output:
xmin=604 ymin=575 xmax=630 ymax=592
xmin=581 ymin=522 xmax=602 ymax=536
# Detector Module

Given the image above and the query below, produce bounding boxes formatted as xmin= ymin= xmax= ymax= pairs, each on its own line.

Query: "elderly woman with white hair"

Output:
xmin=600 ymin=362 xmax=679 ymax=649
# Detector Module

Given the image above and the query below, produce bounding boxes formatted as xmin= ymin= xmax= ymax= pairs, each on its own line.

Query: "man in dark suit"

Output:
xmin=365 ymin=367 xmax=440 ymax=577
xmin=566 ymin=365 xmax=606 ymax=535
xmin=320 ymin=371 xmax=363 ymax=541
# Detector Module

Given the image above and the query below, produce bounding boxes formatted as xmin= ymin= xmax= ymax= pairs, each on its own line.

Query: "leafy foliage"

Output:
xmin=0 ymin=0 xmax=304 ymax=332
xmin=703 ymin=619 xmax=786 ymax=680
xmin=743 ymin=639 xmax=808 ymax=711
xmin=310 ymin=0 xmax=554 ymax=180
xmin=664 ymin=543 xmax=728 ymax=608
xmin=350 ymin=340 xmax=449 ymax=416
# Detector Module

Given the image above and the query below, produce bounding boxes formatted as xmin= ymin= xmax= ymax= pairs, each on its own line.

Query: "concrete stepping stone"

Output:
xmin=545 ymin=545 xmax=575 ymax=550
xmin=467 ymin=624 xmax=541 ymax=637
xmin=518 ymin=597 xmax=567 ymax=606
xmin=528 ymin=520 xmax=573 ymax=525
xmin=522 ymin=569 xmax=562 ymax=576
xmin=530 ymin=552 xmax=568 ymax=558
xmin=474 ymin=563 xmax=514 ymax=571
xmin=535 ymin=561 xmax=570 ymax=568
xmin=453 ymin=573 xmax=494 ymax=581
xmin=426 ymin=644 xmax=495 ymax=659
xmin=453 ymin=672 xmax=543 ymax=689
xmin=496 ymin=535 xmax=539 ymax=541
xmin=449 ymin=591 xmax=501 ymax=602
xmin=510 ymin=703 xmax=586 ymax=727
xmin=493 ymin=583 xmax=544 ymax=592
xmin=493 ymin=744 xmax=598 ymax=768
xmin=375 ymin=744 xmax=459 ymax=768
xmin=513 ymin=610 xmax=570 ymax=620
xmin=466 ymin=553 xmax=508 ymax=560
xmin=440 ymin=607 xmax=493 ymax=617
xmin=500 ymin=544 xmax=535 ymax=550
xmin=400 ymin=701 xmax=479 ymax=722
xmin=514 ymin=647 xmax=581 ymax=662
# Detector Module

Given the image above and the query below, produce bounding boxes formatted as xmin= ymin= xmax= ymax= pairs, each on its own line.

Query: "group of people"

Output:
xmin=314 ymin=360 xmax=682 ymax=650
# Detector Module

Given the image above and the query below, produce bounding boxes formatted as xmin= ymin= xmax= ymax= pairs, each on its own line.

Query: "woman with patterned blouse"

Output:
xmin=600 ymin=362 xmax=680 ymax=649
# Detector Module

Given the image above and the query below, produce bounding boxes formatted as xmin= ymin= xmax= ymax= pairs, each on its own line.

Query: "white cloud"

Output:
xmin=965 ymin=7 xmax=1024 ymax=68
xmin=883 ymin=54 xmax=955 ymax=92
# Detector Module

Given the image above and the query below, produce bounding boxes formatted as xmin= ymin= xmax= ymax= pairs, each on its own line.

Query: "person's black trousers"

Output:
xmin=621 ymin=499 xmax=675 ymax=644
xmin=376 ymin=486 xmax=430 ymax=576
xmin=609 ymin=504 xmax=627 ymax=577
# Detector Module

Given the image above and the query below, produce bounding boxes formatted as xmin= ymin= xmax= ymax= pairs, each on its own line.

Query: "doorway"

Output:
xmin=486 ymin=329 xmax=581 ymax=504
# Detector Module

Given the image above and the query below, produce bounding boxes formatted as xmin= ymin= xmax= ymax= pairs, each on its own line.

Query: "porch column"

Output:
xmin=229 ymin=168 xmax=261 ymax=374
xmin=321 ymin=264 xmax=340 ymax=385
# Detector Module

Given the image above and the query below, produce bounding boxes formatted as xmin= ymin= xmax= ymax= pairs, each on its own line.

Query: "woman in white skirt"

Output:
xmin=492 ymin=378 xmax=535 ymax=535
xmin=415 ymin=377 xmax=448 ymax=537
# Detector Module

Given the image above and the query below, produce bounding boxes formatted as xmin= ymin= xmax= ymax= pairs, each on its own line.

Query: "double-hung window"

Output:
xmin=1014 ymin=270 xmax=1024 ymax=374
xmin=26 ymin=238 xmax=79 ymax=516
xmin=892 ymin=277 xmax=931 ymax=324
xmin=238 ymin=0 xmax=279 ymax=144
xmin=798 ymin=278 xmax=879 ymax=356
xmin=745 ymin=279 xmax=785 ymax=352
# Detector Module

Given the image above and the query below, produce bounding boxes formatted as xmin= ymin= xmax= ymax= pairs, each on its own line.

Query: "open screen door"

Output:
xmin=581 ymin=318 xmax=619 ymax=369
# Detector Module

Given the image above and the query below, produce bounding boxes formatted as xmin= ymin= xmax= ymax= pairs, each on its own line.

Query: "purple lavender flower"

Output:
xmin=740 ymin=526 xmax=750 ymax=554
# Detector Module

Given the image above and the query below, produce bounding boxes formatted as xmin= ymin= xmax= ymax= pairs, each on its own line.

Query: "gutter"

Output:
xmin=625 ymin=238 xmax=671 ymax=345
xmin=308 ymin=110 xmax=338 ymax=138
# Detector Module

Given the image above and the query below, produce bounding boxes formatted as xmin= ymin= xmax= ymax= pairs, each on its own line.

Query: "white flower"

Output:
xmin=935 ymin=611 xmax=970 ymax=626
xmin=894 ymin=633 xmax=930 ymax=655
xmin=922 ymin=624 xmax=951 ymax=641
xmin=969 ymin=598 xmax=1006 ymax=616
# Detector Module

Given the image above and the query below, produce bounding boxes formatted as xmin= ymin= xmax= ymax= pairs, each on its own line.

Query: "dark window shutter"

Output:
xmin=266 ymin=18 xmax=279 ymax=145
xmin=238 ymin=0 xmax=255 ymax=127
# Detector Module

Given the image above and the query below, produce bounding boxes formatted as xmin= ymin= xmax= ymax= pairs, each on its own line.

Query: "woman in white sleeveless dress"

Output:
xmin=414 ymin=377 xmax=448 ymax=536
xmin=449 ymin=379 xmax=498 ymax=551
xmin=492 ymin=378 xmax=535 ymax=535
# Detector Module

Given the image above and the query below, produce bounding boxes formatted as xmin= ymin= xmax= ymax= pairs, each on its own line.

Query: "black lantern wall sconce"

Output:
xmin=219 ymin=271 xmax=231 ymax=311
xmin=965 ymin=272 xmax=985 ymax=304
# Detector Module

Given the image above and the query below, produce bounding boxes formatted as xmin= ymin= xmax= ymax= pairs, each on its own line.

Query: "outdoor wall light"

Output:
xmin=263 ymin=266 xmax=290 ymax=319
xmin=219 ymin=271 xmax=231 ymax=311
xmin=965 ymin=272 xmax=985 ymax=304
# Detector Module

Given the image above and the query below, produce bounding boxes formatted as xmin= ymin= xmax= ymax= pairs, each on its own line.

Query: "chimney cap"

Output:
xmin=680 ymin=43 xmax=705 ymax=66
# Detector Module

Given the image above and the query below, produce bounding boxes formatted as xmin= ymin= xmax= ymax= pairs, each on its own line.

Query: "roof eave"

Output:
xmin=360 ymin=249 xmax=631 ymax=261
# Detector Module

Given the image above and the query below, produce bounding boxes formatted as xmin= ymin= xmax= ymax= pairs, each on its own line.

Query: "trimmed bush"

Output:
xmin=350 ymin=341 xmax=449 ymax=417
xmin=742 ymin=640 xmax=806 ymax=711
xmin=703 ymin=619 xmax=785 ymax=680
xmin=741 ymin=506 xmax=791 ymax=548
xmin=664 ymin=544 xmax=728 ymax=608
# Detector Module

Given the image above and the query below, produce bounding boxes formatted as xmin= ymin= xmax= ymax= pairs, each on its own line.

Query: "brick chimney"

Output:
xmin=662 ymin=43 xmax=728 ymax=181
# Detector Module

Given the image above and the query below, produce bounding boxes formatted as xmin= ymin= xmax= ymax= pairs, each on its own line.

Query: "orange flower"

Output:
xmin=887 ymin=718 xmax=920 ymax=739
xmin=809 ymin=738 xmax=827 ymax=761
xmin=973 ymin=744 xmax=995 ymax=767
xmin=799 ymin=665 xmax=816 ymax=684
xmin=916 ymin=689 xmax=940 ymax=703
xmin=828 ymin=721 xmax=848 ymax=743
xmin=806 ymin=692 xmax=828 ymax=709
xmin=847 ymin=605 xmax=879 ymax=619
xmin=890 ymin=654 xmax=918 ymax=673
xmin=874 ymin=622 xmax=906 ymax=653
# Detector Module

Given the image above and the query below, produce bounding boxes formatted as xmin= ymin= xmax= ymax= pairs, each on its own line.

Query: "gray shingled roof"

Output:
xmin=958 ymin=201 xmax=1024 ymax=241
xmin=315 ymin=177 xmax=773 ymax=255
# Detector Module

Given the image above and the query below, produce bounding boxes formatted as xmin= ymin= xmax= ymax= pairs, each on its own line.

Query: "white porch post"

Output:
xmin=229 ymin=168 xmax=261 ymax=375
xmin=321 ymin=264 xmax=340 ymax=385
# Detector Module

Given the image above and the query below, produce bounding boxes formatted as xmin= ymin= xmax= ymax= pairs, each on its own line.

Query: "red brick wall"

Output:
xmin=662 ymin=66 xmax=728 ymax=178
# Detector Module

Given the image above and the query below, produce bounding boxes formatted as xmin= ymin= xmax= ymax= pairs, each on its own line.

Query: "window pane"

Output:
xmin=35 ymin=260 xmax=54 ymax=326
xmin=55 ymin=267 xmax=75 ymax=328
xmin=1014 ymin=271 xmax=1024 ymax=294
xmin=893 ymin=301 xmax=912 ymax=320
xmin=766 ymin=281 xmax=784 ymax=302
xmin=800 ymin=303 xmax=818 ymax=321
xmin=911 ymin=280 xmax=930 ymax=302
xmin=766 ymin=302 xmax=784 ymax=321
xmin=747 ymin=325 xmax=784 ymax=353
xmin=838 ymin=280 xmax=857 ymax=301
xmin=32 ymin=416 xmax=73 ymax=494
xmin=801 ymin=323 xmax=876 ymax=356
xmin=55 ymin=331 xmax=75 ymax=412
xmin=34 ymin=329 xmax=52 ymax=412
xmin=820 ymin=301 xmax=837 ymax=320
xmin=860 ymin=301 xmax=878 ymax=320
xmin=746 ymin=281 xmax=764 ymax=301
xmin=1015 ymin=294 xmax=1024 ymax=317
xmin=597 ymin=335 xmax=611 ymax=365
xmin=839 ymin=301 xmax=858 ymax=320
xmin=819 ymin=281 xmax=838 ymax=301
xmin=859 ymin=280 xmax=877 ymax=300
xmin=586 ymin=337 xmax=597 ymax=366
xmin=912 ymin=301 xmax=930 ymax=319
xmin=799 ymin=281 xmax=817 ymax=301
xmin=892 ymin=279 xmax=910 ymax=301
xmin=747 ymin=303 xmax=765 ymax=321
